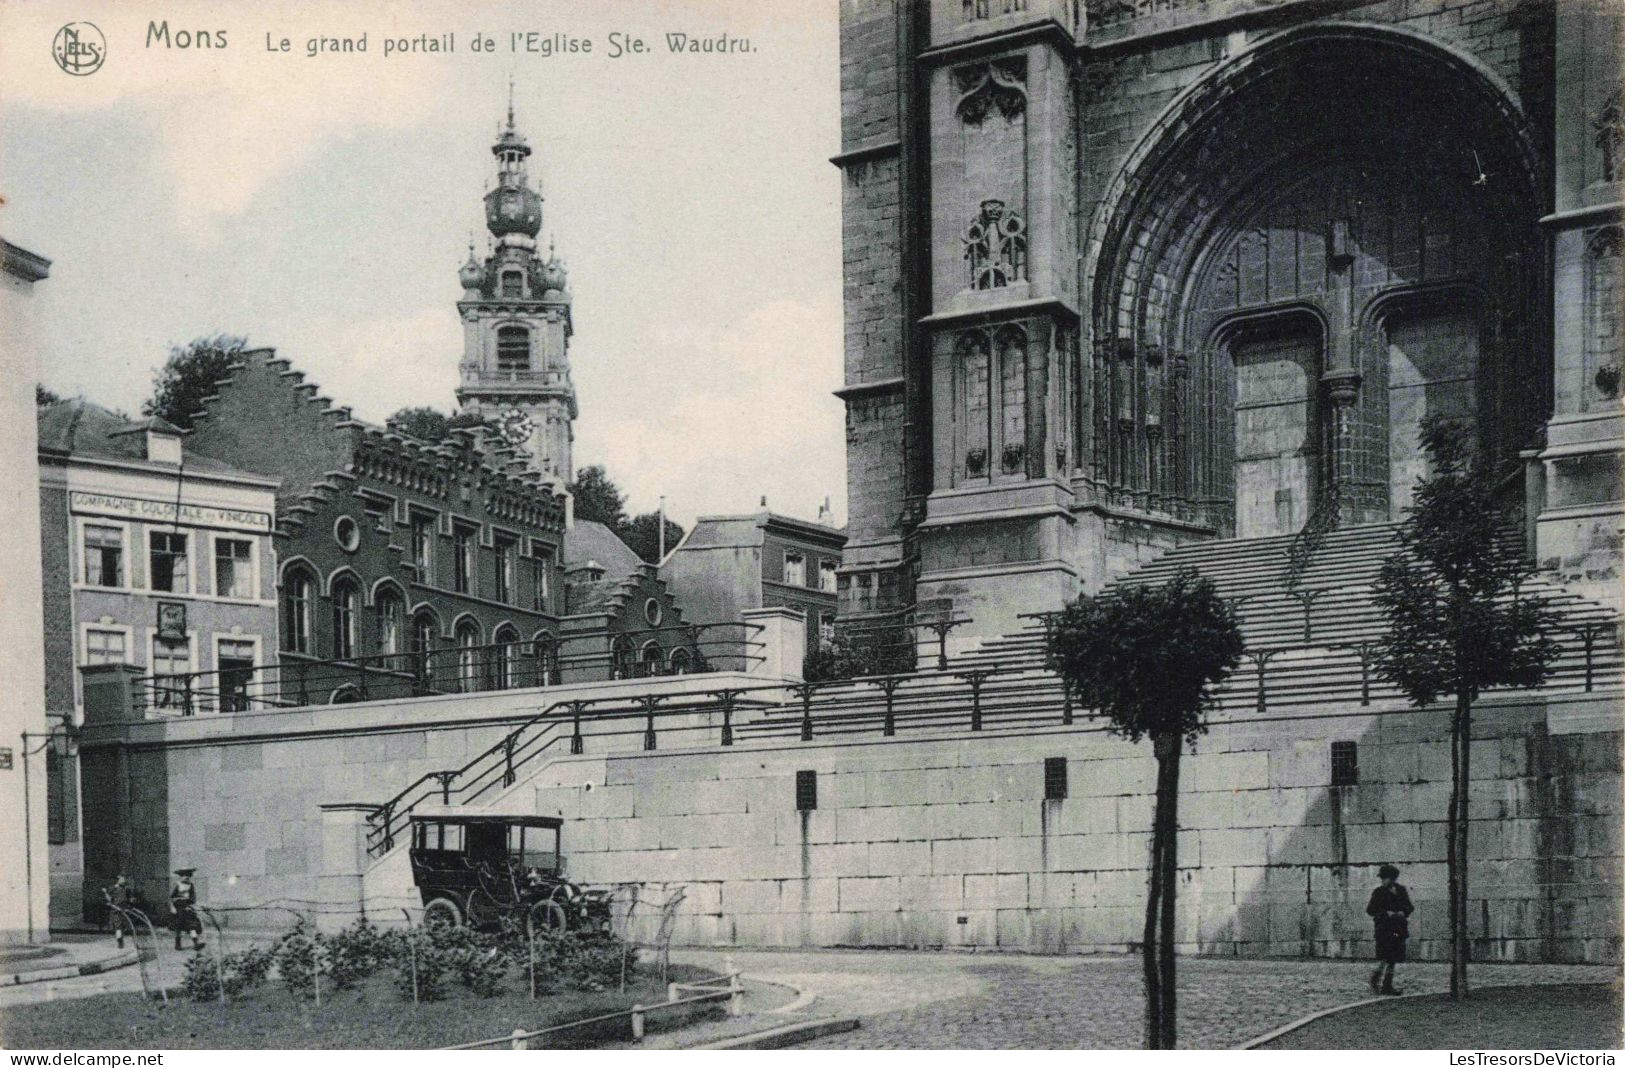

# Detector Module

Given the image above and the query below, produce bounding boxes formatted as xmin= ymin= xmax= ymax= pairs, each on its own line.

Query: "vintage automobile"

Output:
xmin=407 ymin=812 xmax=612 ymax=933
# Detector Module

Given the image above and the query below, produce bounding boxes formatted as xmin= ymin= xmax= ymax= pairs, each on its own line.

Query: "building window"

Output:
xmin=453 ymin=526 xmax=477 ymax=594
xmin=819 ymin=561 xmax=838 ymax=594
xmin=795 ymin=770 xmax=818 ymax=812
xmin=456 ymin=622 xmax=482 ymax=692
xmin=214 ymin=538 xmax=253 ymax=599
xmin=362 ymin=495 xmax=392 ymax=534
xmin=148 ymin=531 xmax=188 ymax=593
xmin=151 ymin=636 xmax=191 ymax=711
xmin=497 ymin=326 xmax=531 ymax=372
xmin=818 ymin=613 xmax=835 ymax=646
xmin=611 ymin=636 xmax=635 ymax=680
xmin=669 ymin=648 xmax=691 ymax=675
xmin=494 ymin=626 xmax=520 ymax=689
xmin=85 ymin=628 xmax=127 ymax=665
xmin=411 ymin=513 xmax=435 ymax=580
xmin=644 ymin=598 xmax=663 ymax=626
xmin=412 ymin=613 xmax=437 ymax=677
xmin=217 ymin=638 xmax=256 ymax=713
xmin=641 ymin=640 xmax=664 ymax=676
xmin=84 ymin=524 xmax=124 ymax=587
xmin=376 ymin=590 xmax=403 ymax=657
xmin=784 ymin=552 xmax=806 ymax=587
xmin=1331 ymin=741 xmax=1359 ymax=787
xmin=334 ymin=516 xmax=361 ymax=553
xmin=284 ymin=571 xmax=314 ymax=654
xmin=495 ymin=537 xmax=517 ymax=604
xmin=331 ymin=578 xmax=359 ymax=660
xmin=1044 ymin=757 xmax=1069 ymax=801
xmin=501 ymin=270 xmax=524 ymax=299
xmin=533 ymin=550 xmax=553 ymax=611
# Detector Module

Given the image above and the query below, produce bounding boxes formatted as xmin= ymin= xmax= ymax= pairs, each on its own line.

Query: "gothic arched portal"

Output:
xmin=1086 ymin=24 xmax=1548 ymax=537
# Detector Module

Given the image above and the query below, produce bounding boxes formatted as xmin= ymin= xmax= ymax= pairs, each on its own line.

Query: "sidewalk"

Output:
xmin=0 ymin=936 xmax=138 ymax=989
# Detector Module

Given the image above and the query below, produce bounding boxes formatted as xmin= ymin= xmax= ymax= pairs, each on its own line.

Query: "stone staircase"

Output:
xmin=738 ymin=523 xmax=1622 ymax=740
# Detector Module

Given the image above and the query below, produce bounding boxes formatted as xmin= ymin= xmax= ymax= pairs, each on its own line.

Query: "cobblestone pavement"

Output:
xmin=675 ymin=949 xmax=1617 ymax=1050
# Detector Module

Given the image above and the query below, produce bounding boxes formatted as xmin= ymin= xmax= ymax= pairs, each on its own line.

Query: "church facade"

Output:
xmin=835 ymin=0 xmax=1623 ymax=635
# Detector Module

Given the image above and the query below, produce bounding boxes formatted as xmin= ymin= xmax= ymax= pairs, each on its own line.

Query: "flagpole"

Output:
xmin=658 ymin=496 xmax=666 ymax=561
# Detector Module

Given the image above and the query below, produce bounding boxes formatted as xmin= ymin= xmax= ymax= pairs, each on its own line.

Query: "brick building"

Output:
xmin=37 ymin=399 xmax=280 ymax=923
xmin=185 ymin=350 xmax=569 ymax=701
xmin=836 ymin=0 xmax=1623 ymax=635
xmin=661 ymin=510 xmax=847 ymax=645
xmin=562 ymin=519 xmax=703 ymax=678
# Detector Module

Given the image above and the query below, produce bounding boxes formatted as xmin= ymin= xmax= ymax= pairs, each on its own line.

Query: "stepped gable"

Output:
xmin=186 ymin=347 xmax=566 ymax=536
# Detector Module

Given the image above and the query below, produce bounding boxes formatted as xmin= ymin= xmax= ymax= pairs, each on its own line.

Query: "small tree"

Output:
xmin=386 ymin=406 xmax=496 ymax=443
xmin=1045 ymin=569 xmax=1243 ymax=1049
xmin=144 ymin=334 xmax=248 ymax=429
xmin=1372 ymin=416 xmax=1558 ymax=998
xmin=622 ymin=511 xmax=686 ymax=564
xmin=569 ymin=465 xmax=628 ymax=529
xmin=36 ymin=384 xmax=61 ymax=406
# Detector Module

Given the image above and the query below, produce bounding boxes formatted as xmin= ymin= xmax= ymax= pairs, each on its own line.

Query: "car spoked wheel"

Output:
xmin=527 ymin=900 xmax=567 ymax=938
xmin=422 ymin=897 xmax=462 ymax=928
xmin=466 ymin=888 xmax=503 ymax=929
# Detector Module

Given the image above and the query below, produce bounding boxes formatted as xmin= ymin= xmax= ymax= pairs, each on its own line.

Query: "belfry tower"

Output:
xmin=455 ymin=96 xmax=576 ymax=485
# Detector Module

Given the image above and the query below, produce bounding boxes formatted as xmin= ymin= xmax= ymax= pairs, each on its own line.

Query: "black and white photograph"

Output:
xmin=0 ymin=0 xmax=1621 ymax=1055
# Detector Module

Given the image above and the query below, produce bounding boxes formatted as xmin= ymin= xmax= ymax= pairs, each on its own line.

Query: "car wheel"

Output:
xmin=422 ymin=897 xmax=462 ymax=928
xmin=466 ymin=889 xmax=502 ymax=929
xmin=527 ymin=900 xmax=567 ymax=937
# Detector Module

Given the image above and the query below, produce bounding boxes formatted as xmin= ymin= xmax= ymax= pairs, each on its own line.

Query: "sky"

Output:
xmin=1 ymin=0 xmax=846 ymax=528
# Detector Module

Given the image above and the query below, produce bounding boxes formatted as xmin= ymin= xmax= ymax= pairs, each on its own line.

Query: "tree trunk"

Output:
xmin=1143 ymin=826 xmax=1162 ymax=1049
xmin=1453 ymin=690 xmax=1473 ymax=997
xmin=1143 ymin=732 xmax=1181 ymax=1049
xmin=1446 ymin=701 xmax=1462 ymax=998
xmin=1158 ymin=738 xmax=1182 ymax=1049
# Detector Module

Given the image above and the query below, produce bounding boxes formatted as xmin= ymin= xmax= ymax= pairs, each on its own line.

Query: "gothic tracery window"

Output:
xmin=959 ymin=332 xmax=991 ymax=477
xmin=998 ymin=327 xmax=1027 ymax=473
xmin=964 ymin=199 xmax=1027 ymax=290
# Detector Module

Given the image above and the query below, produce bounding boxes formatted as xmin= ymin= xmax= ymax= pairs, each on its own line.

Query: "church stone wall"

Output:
xmin=84 ymin=666 xmax=1623 ymax=962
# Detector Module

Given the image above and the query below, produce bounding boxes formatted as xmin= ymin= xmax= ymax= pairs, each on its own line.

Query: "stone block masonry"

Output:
xmin=81 ymin=656 xmax=1622 ymax=962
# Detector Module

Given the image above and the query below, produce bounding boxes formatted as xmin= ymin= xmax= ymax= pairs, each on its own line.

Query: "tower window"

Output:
xmin=501 ymin=271 xmax=524 ymax=298
xmin=1331 ymin=741 xmax=1359 ymax=786
xmin=497 ymin=326 xmax=531 ymax=372
xmin=1044 ymin=757 xmax=1069 ymax=801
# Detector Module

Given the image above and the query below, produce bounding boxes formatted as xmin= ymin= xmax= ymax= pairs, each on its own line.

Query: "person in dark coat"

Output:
xmin=1366 ymin=863 xmax=1413 ymax=995
xmin=169 ymin=868 xmax=205 ymax=951
xmin=104 ymin=875 xmax=134 ymax=948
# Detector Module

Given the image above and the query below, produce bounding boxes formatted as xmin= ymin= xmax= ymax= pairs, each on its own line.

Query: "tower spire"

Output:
xmin=507 ymin=75 xmax=515 ymax=130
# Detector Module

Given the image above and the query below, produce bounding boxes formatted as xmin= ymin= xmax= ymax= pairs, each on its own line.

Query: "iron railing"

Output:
xmin=134 ymin=622 xmax=763 ymax=717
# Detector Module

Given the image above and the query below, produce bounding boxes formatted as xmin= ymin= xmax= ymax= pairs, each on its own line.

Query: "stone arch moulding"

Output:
xmin=369 ymin=576 xmax=408 ymax=604
xmin=1085 ymin=20 xmax=1544 ymax=335
xmin=277 ymin=555 xmax=319 ymax=586
xmin=323 ymin=565 xmax=365 ymax=601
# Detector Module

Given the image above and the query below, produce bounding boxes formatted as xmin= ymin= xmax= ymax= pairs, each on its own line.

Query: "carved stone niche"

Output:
xmin=963 ymin=199 xmax=1028 ymax=291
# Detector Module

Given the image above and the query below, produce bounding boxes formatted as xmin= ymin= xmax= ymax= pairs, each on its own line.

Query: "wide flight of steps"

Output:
xmin=737 ymin=523 xmax=1622 ymax=742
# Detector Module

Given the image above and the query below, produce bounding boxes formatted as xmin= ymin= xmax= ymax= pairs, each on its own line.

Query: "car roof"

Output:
xmin=409 ymin=812 xmax=563 ymax=830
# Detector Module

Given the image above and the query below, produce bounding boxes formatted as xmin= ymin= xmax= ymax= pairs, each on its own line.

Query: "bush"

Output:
xmin=271 ymin=919 xmax=324 ymax=1000
xmin=325 ymin=916 xmax=396 ymax=990
xmin=221 ymin=945 xmax=274 ymax=998
xmin=393 ymin=928 xmax=447 ymax=1003
xmin=181 ymin=949 xmax=220 ymax=1001
xmin=562 ymin=934 xmax=631 ymax=992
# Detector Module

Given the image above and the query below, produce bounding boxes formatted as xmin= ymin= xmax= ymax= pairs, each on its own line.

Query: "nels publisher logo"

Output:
xmin=53 ymin=21 xmax=106 ymax=76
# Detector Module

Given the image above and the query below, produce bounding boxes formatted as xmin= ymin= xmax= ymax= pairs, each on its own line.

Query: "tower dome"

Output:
xmin=458 ymin=242 xmax=482 ymax=289
xmin=485 ymin=99 xmax=543 ymax=238
xmin=540 ymin=241 xmax=569 ymax=293
xmin=485 ymin=183 xmax=542 ymax=238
